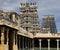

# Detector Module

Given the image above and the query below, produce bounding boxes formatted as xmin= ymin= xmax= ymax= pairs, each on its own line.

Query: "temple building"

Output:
xmin=0 ymin=10 xmax=34 ymax=50
xmin=20 ymin=2 xmax=40 ymax=34
xmin=41 ymin=15 xmax=57 ymax=33
xmin=0 ymin=0 xmax=60 ymax=50
xmin=0 ymin=10 xmax=19 ymax=50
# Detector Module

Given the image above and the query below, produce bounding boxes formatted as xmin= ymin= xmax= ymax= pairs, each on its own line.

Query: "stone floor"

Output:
xmin=19 ymin=48 xmax=60 ymax=50
xmin=34 ymin=48 xmax=60 ymax=50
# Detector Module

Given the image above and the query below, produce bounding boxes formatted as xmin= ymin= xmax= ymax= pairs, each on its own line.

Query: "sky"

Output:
xmin=0 ymin=0 xmax=60 ymax=32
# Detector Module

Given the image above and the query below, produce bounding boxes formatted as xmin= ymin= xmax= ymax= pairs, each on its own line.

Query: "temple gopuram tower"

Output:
xmin=20 ymin=0 xmax=40 ymax=34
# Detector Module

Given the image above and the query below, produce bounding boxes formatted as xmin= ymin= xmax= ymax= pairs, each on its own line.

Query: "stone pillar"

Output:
xmin=32 ymin=39 xmax=34 ymax=50
xmin=6 ymin=29 xmax=9 ymax=45
xmin=29 ymin=39 xmax=31 ymax=50
xmin=39 ymin=39 xmax=41 ymax=50
xmin=13 ymin=31 xmax=18 ymax=50
xmin=1 ymin=27 xmax=5 ymax=50
xmin=30 ymin=39 xmax=31 ymax=50
xmin=0 ymin=28 xmax=1 ymax=44
xmin=13 ymin=31 xmax=15 ymax=50
xmin=28 ymin=39 xmax=29 ymax=50
xmin=22 ymin=37 xmax=24 ymax=50
xmin=25 ymin=38 xmax=28 ymax=50
xmin=28 ymin=39 xmax=30 ymax=50
xmin=57 ymin=39 xmax=59 ymax=50
xmin=25 ymin=38 xmax=26 ymax=49
xmin=19 ymin=36 xmax=21 ymax=50
xmin=13 ymin=31 xmax=15 ymax=42
xmin=6 ymin=29 xmax=9 ymax=50
xmin=48 ymin=39 xmax=50 ymax=50
xmin=30 ymin=39 xmax=32 ymax=50
xmin=1 ymin=27 xmax=5 ymax=44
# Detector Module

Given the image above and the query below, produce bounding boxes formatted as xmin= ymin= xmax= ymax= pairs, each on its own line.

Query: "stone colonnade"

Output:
xmin=39 ymin=39 xmax=60 ymax=50
xmin=0 ymin=26 xmax=18 ymax=50
xmin=18 ymin=36 xmax=34 ymax=50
